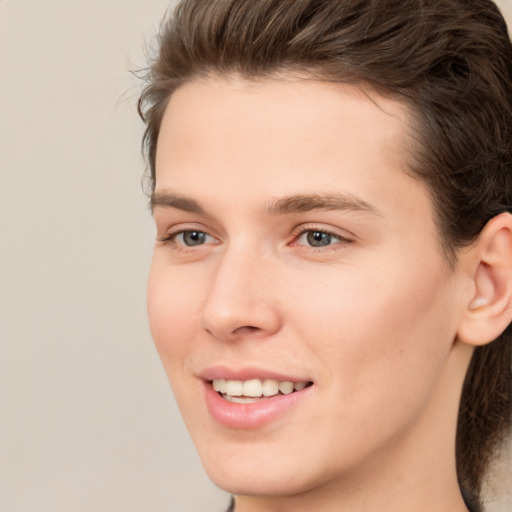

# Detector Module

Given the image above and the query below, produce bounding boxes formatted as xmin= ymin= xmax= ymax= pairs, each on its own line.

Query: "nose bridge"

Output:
xmin=201 ymin=241 xmax=280 ymax=340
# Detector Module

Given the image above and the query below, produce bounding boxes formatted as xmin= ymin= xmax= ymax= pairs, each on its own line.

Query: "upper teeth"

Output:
xmin=212 ymin=378 xmax=308 ymax=397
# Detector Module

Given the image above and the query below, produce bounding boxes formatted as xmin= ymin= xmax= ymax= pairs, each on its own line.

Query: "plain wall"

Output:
xmin=0 ymin=1 xmax=510 ymax=511
xmin=0 ymin=1 xmax=227 ymax=511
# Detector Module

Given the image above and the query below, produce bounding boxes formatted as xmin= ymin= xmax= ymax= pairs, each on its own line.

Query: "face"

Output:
xmin=148 ymin=77 xmax=466 ymax=498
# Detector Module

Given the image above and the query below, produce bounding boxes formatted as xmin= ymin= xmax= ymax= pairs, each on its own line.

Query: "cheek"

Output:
xmin=288 ymin=254 xmax=456 ymax=417
xmin=147 ymin=259 xmax=202 ymax=365
xmin=147 ymin=260 xmax=209 ymax=429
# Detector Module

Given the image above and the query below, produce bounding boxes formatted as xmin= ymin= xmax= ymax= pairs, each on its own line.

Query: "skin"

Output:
xmin=148 ymin=76 xmax=485 ymax=512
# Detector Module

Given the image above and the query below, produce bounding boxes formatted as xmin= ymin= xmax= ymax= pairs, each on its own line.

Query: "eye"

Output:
xmin=159 ymin=229 xmax=216 ymax=247
xmin=174 ymin=230 xmax=212 ymax=246
xmin=294 ymin=229 xmax=347 ymax=248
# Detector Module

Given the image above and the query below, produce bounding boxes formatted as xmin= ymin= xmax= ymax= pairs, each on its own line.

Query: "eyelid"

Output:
xmin=157 ymin=223 xmax=220 ymax=245
xmin=156 ymin=222 xmax=354 ymax=250
xmin=159 ymin=230 xmax=214 ymax=245
xmin=289 ymin=224 xmax=354 ymax=244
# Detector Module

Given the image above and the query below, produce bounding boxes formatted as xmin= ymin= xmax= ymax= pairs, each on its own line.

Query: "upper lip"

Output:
xmin=199 ymin=365 xmax=312 ymax=383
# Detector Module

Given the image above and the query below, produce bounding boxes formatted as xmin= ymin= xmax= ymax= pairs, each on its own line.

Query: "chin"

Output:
xmin=195 ymin=436 xmax=337 ymax=498
xmin=204 ymin=463 xmax=313 ymax=497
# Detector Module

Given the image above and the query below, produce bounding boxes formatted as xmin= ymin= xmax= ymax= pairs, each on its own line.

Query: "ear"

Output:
xmin=457 ymin=212 xmax=512 ymax=346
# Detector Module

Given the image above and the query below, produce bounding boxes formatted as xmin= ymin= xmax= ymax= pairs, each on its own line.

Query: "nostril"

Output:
xmin=233 ymin=325 xmax=261 ymax=335
xmin=201 ymin=287 xmax=282 ymax=339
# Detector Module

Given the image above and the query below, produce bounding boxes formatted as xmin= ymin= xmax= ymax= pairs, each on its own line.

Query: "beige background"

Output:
xmin=0 ymin=1 xmax=510 ymax=511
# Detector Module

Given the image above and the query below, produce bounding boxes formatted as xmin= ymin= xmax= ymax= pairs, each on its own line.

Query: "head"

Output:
xmin=139 ymin=0 xmax=512 ymax=508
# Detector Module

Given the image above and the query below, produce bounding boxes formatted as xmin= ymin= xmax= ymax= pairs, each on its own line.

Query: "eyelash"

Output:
xmin=158 ymin=225 xmax=352 ymax=250
xmin=158 ymin=229 xmax=215 ymax=246
xmin=290 ymin=226 xmax=352 ymax=249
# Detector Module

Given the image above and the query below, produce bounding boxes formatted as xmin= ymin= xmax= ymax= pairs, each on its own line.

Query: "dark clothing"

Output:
xmin=225 ymin=493 xmax=479 ymax=512
xmin=225 ymin=496 xmax=235 ymax=512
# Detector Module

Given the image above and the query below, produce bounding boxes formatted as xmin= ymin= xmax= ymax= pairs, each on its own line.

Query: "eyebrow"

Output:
xmin=150 ymin=191 xmax=381 ymax=217
xmin=150 ymin=192 xmax=205 ymax=214
xmin=267 ymin=193 xmax=382 ymax=216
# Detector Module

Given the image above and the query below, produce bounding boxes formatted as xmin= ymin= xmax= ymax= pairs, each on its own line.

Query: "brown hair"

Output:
xmin=138 ymin=0 xmax=512 ymax=507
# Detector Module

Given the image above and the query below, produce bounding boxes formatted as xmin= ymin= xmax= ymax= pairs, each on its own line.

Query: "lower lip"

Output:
xmin=204 ymin=382 xmax=312 ymax=429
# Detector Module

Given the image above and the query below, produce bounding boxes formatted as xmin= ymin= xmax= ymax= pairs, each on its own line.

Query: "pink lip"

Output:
xmin=200 ymin=366 xmax=314 ymax=429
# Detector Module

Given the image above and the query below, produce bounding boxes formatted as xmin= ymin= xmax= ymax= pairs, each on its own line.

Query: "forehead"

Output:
xmin=155 ymin=75 xmax=427 ymax=218
xmin=156 ymin=75 xmax=413 ymax=177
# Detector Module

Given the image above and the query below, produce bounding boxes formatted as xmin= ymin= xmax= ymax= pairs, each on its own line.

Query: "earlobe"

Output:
xmin=457 ymin=213 xmax=512 ymax=346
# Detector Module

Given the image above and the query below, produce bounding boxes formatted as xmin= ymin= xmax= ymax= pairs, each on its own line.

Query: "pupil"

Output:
xmin=184 ymin=231 xmax=205 ymax=246
xmin=307 ymin=231 xmax=331 ymax=247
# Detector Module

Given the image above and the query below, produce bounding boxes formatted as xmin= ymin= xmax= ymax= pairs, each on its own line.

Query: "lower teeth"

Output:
xmin=221 ymin=394 xmax=266 ymax=403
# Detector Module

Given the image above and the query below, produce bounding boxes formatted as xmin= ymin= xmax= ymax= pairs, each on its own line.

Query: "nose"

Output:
xmin=201 ymin=249 xmax=282 ymax=341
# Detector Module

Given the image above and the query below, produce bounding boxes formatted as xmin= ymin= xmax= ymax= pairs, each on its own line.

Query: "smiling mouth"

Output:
xmin=212 ymin=378 xmax=313 ymax=403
